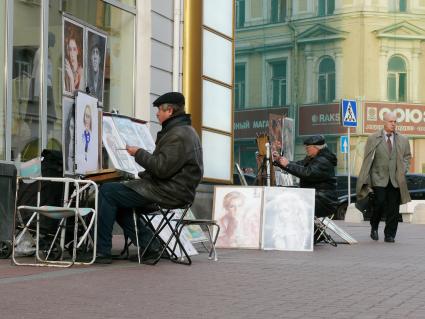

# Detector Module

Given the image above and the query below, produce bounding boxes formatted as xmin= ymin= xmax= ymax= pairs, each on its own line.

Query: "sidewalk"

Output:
xmin=1 ymin=221 xmax=425 ymax=319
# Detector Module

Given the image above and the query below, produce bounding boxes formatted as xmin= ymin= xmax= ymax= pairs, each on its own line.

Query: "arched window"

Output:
xmin=387 ymin=56 xmax=407 ymax=102
xmin=318 ymin=57 xmax=335 ymax=103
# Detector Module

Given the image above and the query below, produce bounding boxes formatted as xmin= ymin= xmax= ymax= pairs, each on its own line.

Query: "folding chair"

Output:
xmin=314 ymin=213 xmax=337 ymax=247
xmin=12 ymin=176 xmax=98 ymax=267
xmin=132 ymin=203 xmax=192 ymax=265
xmin=174 ymin=218 xmax=220 ymax=261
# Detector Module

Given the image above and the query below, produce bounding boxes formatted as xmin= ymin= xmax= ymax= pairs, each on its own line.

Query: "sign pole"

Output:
xmin=347 ymin=127 xmax=351 ymax=206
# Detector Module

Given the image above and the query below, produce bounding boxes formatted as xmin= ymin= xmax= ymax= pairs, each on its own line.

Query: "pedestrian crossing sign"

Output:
xmin=341 ymin=99 xmax=357 ymax=127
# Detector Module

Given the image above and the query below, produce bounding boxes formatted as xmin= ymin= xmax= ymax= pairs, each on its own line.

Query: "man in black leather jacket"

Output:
xmin=96 ymin=92 xmax=203 ymax=263
xmin=273 ymin=135 xmax=337 ymax=218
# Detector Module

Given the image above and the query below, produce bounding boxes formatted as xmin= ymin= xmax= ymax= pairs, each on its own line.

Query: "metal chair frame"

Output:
xmin=314 ymin=214 xmax=337 ymax=247
xmin=133 ymin=204 xmax=192 ymax=265
xmin=12 ymin=176 xmax=98 ymax=267
xmin=174 ymin=219 xmax=220 ymax=261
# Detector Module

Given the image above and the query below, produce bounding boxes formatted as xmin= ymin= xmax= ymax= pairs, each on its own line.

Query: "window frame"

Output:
xmin=234 ymin=63 xmax=246 ymax=110
xmin=267 ymin=59 xmax=287 ymax=107
xmin=387 ymin=55 xmax=407 ymax=102
xmin=317 ymin=56 xmax=336 ymax=104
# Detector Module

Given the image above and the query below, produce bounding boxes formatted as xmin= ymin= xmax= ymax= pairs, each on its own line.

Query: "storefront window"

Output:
xmin=11 ymin=1 xmax=42 ymax=161
xmin=0 ymin=2 xmax=5 ymax=160
xmin=63 ymin=0 xmax=135 ymax=116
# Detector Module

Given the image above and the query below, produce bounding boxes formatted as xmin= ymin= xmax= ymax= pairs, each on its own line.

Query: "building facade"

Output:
xmin=235 ymin=0 xmax=425 ymax=174
xmin=0 ymin=0 xmax=235 ymax=183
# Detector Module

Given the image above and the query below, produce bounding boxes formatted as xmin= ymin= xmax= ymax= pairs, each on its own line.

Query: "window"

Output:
xmin=387 ymin=56 xmax=407 ymax=102
xmin=399 ymin=0 xmax=407 ymax=12
xmin=268 ymin=60 xmax=287 ymax=107
xmin=234 ymin=64 xmax=246 ymax=110
xmin=236 ymin=0 xmax=245 ymax=28
xmin=318 ymin=0 xmax=335 ymax=17
xmin=270 ymin=0 xmax=286 ymax=24
xmin=318 ymin=57 xmax=335 ymax=103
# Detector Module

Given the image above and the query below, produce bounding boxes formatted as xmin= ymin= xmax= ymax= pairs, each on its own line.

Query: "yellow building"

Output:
xmin=235 ymin=0 xmax=425 ymax=174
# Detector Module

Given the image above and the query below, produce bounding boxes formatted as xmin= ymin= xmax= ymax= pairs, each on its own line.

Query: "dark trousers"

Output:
xmin=371 ymin=183 xmax=401 ymax=238
xmin=97 ymin=182 xmax=160 ymax=255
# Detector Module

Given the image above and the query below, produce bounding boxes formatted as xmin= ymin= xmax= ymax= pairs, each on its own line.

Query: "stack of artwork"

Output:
xmin=61 ymin=15 xmax=108 ymax=176
xmin=213 ymin=186 xmax=315 ymax=252
xmin=102 ymin=113 xmax=155 ymax=177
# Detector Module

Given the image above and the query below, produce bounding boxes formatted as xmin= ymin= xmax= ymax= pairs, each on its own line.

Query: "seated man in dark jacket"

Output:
xmin=272 ymin=135 xmax=337 ymax=218
xmin=96 ymin=92 xmax=203 ymax=263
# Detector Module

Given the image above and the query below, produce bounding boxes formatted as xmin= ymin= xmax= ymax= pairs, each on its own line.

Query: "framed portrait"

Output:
xmin=268 ymin=113 xmax=283 ymax=156
xmin=262 ymin=187 xmax=315 ymax=252
xmin=74 ymin=91 xmax=99 ymax=174
xmin=62 ymin=96 xmax=75 ymax=175
xmin=63 ymin=16 xmax=85 ymax=96
xmin=86 ymin=28 xmax=107 ymax=103
xmin=213 ymin=186 xmax=263 ymax=249
xmin=282 ymin=117 xmax=295 ymax=161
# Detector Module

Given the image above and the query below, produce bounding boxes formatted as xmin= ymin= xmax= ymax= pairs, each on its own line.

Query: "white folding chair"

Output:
xmin=12 ymin=176 xmax=98 ymax=267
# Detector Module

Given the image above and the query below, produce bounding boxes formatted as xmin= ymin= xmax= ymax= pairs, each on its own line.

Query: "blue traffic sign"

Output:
xmin=341 ymin=99 xmax=357 ymax=127
xmin=340 ymin=136 xmax=348 ymax=154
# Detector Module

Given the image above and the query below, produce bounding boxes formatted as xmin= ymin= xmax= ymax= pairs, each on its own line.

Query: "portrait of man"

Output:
xmin=86 ymin=29 xmax=107 ymax=103
xmin=63 ymin=17 xmax=85 ymax=96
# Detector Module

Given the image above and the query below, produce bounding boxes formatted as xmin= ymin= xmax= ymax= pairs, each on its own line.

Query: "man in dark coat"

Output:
xmin=96 ymin=92 xmax=203 ymax=263
xmin=273 ymin=135 xmax=337 ymax=218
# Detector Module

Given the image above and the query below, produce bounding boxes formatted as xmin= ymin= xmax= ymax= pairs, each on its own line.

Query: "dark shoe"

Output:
xmin=384 ymin=236 xmax=395 ymax=243
xmin=94 ymin=253 xmax=112 ymax=264
xmin=370 ymin=229 xmax=379 ymax=241
xmin=129 ymin=249 xmax=162 ymax=263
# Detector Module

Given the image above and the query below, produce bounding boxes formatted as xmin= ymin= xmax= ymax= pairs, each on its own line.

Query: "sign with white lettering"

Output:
xmin=234 ymin=107 xmax=289 ymax=139
xmin=298 ymin=104 xmax=345 ymax=136
xmin=363 ymin=102 xmax=425 ymax=136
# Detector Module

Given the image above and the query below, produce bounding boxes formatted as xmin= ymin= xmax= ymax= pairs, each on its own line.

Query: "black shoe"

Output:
xmin=384 ymin=236 xmax=395 ymax=243
xmin=129 ymin=249 xmax=162 ymax=263
xmin=94 ymin=253 xmax=112 ymax=264
xmin=370 ymin=229 xmax=379 ymax=241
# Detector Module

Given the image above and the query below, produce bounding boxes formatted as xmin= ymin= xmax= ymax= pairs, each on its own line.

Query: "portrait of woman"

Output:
xmin=82 ymin=104 xmax=92 ymax=162
xmin=214 ymin=187 xmax=262 ymax=249
xmin=75 ymin=92 xmax=99 ymax=174
xmin=63 ymin=18 xmax=84 ymax=95
xmin=62 ymin=97 xmax=75 ymax=174
xmin=87 ymin=30 xmax=106 ymax=103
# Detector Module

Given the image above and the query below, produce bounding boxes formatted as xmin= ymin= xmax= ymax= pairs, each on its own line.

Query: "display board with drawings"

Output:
xmin=102 ymin=113 xmax=155 ymax=177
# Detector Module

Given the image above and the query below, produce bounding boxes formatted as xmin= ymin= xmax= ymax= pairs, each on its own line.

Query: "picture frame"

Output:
xmin=86 ymin=28 xmax=107 ymax=104
xmin=213 ymin=186 xmax=263 ymax=249
xmin=74 ymin=91 xmax=99 ymax=174
xmin=262 ymin=187 xmax=314 ymax=252
xmin=63 ymin=16 xmax=85 ymax=96
xmin=62 ymin=96 xmax=75 ymax=175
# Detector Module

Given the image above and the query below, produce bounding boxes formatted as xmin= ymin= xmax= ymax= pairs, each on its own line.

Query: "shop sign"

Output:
xmin=234 ymin=107 xmax=289 ymax=139
xmin=298 ymin=103 xmax=345 ymax=136
xmin=364 ymin=102 xmax=425 ymax=136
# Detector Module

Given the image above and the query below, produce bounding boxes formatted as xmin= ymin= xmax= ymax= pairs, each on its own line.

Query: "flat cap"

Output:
xmin=303 ymin=135 xmax=325 ymax=146
xmin=153 ymin=92 xmax=185 ymax=107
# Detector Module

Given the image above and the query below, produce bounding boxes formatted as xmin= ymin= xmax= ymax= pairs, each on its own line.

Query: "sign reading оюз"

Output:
xmin=364 ymin=102 xmax=425 ymax=136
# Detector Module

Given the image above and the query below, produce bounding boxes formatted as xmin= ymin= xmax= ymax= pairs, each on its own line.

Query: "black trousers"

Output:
xmin=371 ymin=182 xmax=401 ymax=238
